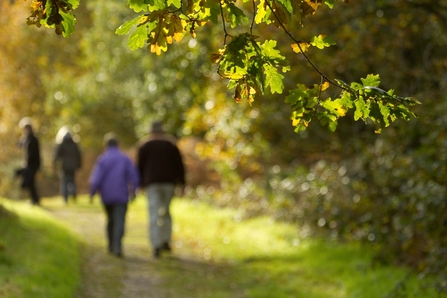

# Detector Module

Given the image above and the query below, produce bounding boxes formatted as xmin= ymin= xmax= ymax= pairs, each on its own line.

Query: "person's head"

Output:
xmin=56 ymin=125 xmax=70 ymax=144
xmin=19 ymin=117 xmax=33 ymax=135
xmin=63 ymin=132 xmax=72 ymax=142
xmin=150 ymin=121 xmax=164 ymax=134
xmin=103 ymin=132 xmax=118 ymax=148
xmin=23 ymin=124 xmax=33 ymax=135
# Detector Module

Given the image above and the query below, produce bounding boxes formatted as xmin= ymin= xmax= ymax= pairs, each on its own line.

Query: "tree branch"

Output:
xmin=219 ymin=0 xmax=231 ymax=45
xmin=263 ymin=0 xmax=348 ymax=92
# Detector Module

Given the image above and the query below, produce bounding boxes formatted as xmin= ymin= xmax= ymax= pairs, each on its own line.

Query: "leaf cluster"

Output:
xmin=286 ymin=74 xmax=420 ymax=133
xmin=26 ymin=0 xmax=78 ymax=36
xmin=25 ymin=0 xmax=420 ymax=132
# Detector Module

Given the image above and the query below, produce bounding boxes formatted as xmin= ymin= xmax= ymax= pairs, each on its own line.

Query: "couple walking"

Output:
xmin=17 ymin=121 xmax=81 ymax=206
xmin=89 ymin=121 xmax=185 ymax=258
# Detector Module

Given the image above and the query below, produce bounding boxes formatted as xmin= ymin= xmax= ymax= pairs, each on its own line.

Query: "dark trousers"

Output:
xmin=21 ymin=167 xmax=39 ymax=205
xmin=104 ymin=203 xmax=128 ymax=255
xmin=59 ymin=170 xmax=76 ymax=202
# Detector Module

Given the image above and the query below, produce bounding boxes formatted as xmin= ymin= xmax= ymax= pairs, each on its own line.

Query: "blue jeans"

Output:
xmin=146 ymin=183 xmax=175 ymax=249
xmin=104 ymin=203 xmax=128 ymax=255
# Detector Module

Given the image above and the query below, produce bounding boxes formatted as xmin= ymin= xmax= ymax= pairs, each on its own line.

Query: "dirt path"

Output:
xmin=45 ymin=198 xmax=247 ymax=298
xmin=48 ymin=202 xmax=174 ymax=298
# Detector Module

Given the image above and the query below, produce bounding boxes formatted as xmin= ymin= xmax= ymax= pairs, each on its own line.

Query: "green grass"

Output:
xmin=0 ymin=196 xmax=442 ymax=297
xmin=168 ymin=199 xmax=441 ymax=298
xmin=0 ymin=198 xmax=81 ymax=298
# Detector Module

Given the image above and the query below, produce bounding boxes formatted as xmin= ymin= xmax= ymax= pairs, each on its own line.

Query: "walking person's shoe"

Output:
xmin=154 ymin=247 xmax=161 ymax=258
xmin=154 ymin=242 xmax=171 ymax=258
xmin=161 ymin=242 xmax=171 ymax=252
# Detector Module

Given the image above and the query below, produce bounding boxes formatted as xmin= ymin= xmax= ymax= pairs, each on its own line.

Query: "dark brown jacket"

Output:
xmin=137 ymin=138 xmax=185 ymax=187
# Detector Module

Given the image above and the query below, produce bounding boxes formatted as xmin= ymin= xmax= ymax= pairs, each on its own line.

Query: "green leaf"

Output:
xmin=321 ymin=98 xmax=347 ymax=117
xmin=317 ymin=111 xmax=338 ymax=132
xmin=255 ymin=0 xmax=272 ymax=24
xmin=60 ymin=11 xmax=76 ymax=37
xmin=67 ymin=0 xmax=80 ymax=9
xmin=128 ymin=24 xmax=148 ymax=50
xmin=167 ymin=0 xmax=181 ymax=8
xmin=369 ymin=102 xmax=383 ymax=125
xmin=276 ymin=0 xmax=294 ymax=13
xmin=285 ymin=84 xmax=317 ymax=108
xmin=128 ymin=0 xmax=149 ymax=12
xmin=219 ymin=34 xmax=252 ymax=79
xmin=328 ymin=119 xmax=338 ymax=131
xmin=260 ymin=40 xmax=284 ymax=60
xmin=149 ymin=0 xmax=168 ymax=10
xmin=263 ymin=64 xmax=284 ymax=94
xmin=310 ymin=34 xmax=336 ymax=49
xmin=378 ymin=101 xmax=391 ymax=127
xmin=324 ymin=0 xmax=335 ymax=9
xmin=361 ymin=74 xmax=381 ymax=87
xmin=225 ymin=2 xmax=249 ymax=28
xmin=257 ymin=40 xmax=288 ymax=94
xmin=208 ymin=2 xmax=221 ymax=24
xmin=116 ymin=16 xmax=142 ymax=35
xmin=354 ymin=97 xmax=368 ymax=121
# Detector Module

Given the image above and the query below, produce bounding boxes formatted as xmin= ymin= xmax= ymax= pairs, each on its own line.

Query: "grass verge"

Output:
xmin=0 ymin=198 xmax=81 ymax=298
xmin=168 ymin=198 xmax=441 ymax=297
xmin=1 ymin=195 xmax=441 ymax=297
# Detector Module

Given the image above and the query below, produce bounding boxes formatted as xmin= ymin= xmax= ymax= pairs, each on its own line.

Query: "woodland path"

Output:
xmin=45 ymin=199 xmax=226 ymax=298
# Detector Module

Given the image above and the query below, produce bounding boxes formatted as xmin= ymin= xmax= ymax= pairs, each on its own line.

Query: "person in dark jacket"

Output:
xmin=137 ymin=121 xmax=185 ymax=258
xmin=18 ymin=123 xmax=41 ymax=205
xmin=53 ymin=131 xmax=82 ymax=204
xmin=90 ymin=133 xmax=140 ymax=257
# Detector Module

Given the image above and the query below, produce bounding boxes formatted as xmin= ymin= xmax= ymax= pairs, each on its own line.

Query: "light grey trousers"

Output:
xmin=146 ymin=183 xmax=175 ymax=249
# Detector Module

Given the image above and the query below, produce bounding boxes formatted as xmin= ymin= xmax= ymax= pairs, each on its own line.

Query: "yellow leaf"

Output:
xmin=292 ymin=118 xmax=309 ymax=127
xmin=224 ymin=73 xmax=244 ymax=80
xmin=291 ymin=111 xmax=305 ymax=126
xmin=30 ymin=0 xmax=43 ymax=11
xmin=173 ymin=31 xmax=183 ymax=42
xmin=248 ymin=95 xmax=255 ymax=104
xmin=170 ymin=14 xmax=184 ymax=42
xmin=190 ymin=28 xmax=196 ymax=38
xmin=291 ymin=42 xmax=310 ymax=53
xmin=321 ymin=82 xmax=330 ymax=91
xmin=249 ymin=87 xmax=256 ymax=95
xmin=150 ymin=44 xmax=162 ymax=55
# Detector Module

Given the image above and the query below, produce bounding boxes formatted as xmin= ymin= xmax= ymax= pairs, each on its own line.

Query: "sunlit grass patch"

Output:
xmin=17 ymin=195 xmax=439 ymax=298
xmin=166 ymin=198 xmax=441 ymax=298
xmin=0 ymin=198 xmax=81 ymax=298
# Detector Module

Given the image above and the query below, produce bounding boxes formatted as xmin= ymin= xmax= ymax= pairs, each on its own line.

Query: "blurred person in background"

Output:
xmin=89 ymin=133 xmax=139 ymax=257
xmin=17 ymin=118 xmax=41 ymax=206
xmin=53 ymin=126 xmax=82 ymax=204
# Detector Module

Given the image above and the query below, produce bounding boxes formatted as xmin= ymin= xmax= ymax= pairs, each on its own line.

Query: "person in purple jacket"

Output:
xmin=89 ymin=133 xmax=140 ymax=257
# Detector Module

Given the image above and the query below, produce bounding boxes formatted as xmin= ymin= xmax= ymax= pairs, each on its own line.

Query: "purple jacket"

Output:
xmin=89 ymin=146 xmax=139 ymax=204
